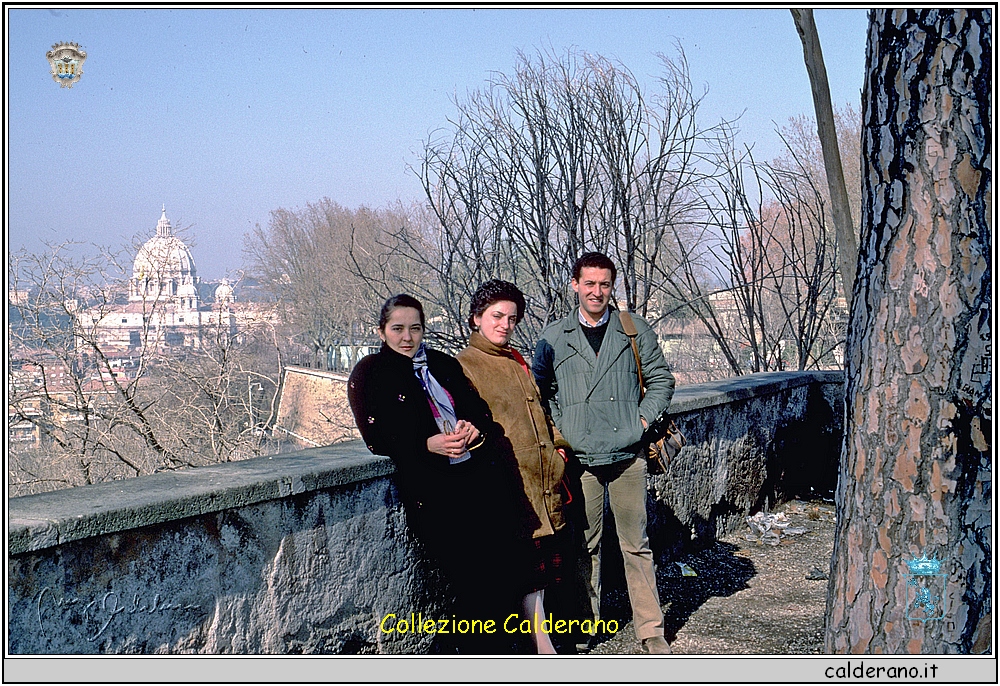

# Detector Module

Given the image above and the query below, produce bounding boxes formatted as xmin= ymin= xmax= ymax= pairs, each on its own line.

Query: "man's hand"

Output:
xmin=641 ymin=417 xmax=648 ymax=430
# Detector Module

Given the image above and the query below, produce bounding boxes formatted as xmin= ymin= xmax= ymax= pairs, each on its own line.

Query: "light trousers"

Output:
xmin=579 ymin=456 xmax=664 ymax=641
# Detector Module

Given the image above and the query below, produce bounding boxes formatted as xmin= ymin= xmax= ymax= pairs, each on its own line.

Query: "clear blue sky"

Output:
xmin=7 ymin=7 xmax=869 ymax=279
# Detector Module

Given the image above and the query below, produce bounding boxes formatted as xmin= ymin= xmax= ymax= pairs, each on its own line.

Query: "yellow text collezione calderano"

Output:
xmin=380 ymin=612 xmax=620 ymax=636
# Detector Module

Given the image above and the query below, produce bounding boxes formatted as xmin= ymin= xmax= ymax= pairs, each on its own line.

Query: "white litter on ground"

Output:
xmin=745 ymin=511 xmax=809 ymax=545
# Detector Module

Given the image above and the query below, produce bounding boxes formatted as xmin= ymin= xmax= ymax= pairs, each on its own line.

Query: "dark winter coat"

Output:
xmin=348 ymin=343 xmax=537 ymax=652
xmin=347 ymin=343 xmax=527 ymax=547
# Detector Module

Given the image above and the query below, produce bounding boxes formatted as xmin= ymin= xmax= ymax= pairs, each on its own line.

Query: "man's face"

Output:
xmin=572 ymin=266 xmax=613 ymax=322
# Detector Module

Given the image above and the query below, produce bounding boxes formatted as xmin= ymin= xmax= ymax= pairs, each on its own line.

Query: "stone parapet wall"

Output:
xmin=9 ymin=449 xmax=393 ymax=555
xmin=8 ymin=371 xmax=843 ymax=654
xmin=649 ymin=370 xmax=844 ymax=559
xmin=9 ymin=448 xmax=447 ymax=655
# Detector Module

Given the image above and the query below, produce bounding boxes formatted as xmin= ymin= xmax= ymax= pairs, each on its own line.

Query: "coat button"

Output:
xmin=610 ymin=396 xmax=614 ymax=401
xmin=544 ymin=489 xmax=551 ymax=495
xmin=613 ymin=427 xmax=618 ymax=431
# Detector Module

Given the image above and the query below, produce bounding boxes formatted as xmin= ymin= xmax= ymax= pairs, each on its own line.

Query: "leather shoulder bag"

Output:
xmin=618 ymin=311 xmax=686 ymax=475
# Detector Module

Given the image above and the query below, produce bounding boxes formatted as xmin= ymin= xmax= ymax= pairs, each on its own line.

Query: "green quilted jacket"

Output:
xmin=532 ymin=309 xmax=675 ymax=467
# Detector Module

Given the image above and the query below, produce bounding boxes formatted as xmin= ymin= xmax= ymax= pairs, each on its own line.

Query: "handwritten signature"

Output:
xmin=36 ymin=587 xmax=201 ymax=642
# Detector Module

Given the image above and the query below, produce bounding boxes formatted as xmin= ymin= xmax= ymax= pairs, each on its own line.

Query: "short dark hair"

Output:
xmin=378 ymin=294 xmax=425 ymax=331
xmin=468 ymin=279 xmax=526 ymax=330
xmin=572 ymin=252 xmax=617 ymax=283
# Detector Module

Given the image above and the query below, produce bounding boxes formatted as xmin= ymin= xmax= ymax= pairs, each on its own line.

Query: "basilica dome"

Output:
xmin=129 ymin=207 xmax=199 ymax=309
xmin=214 ymin=279 xmax=235 ymax=306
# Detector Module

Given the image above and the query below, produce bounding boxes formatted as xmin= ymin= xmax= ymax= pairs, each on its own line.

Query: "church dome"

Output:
xmin=132 ymin=207 xmax=196 ymax=281
xmin=129 ymin=206 xmax=199 ymax=307
xmin=214 ymin=279 xmax=235 ymax=305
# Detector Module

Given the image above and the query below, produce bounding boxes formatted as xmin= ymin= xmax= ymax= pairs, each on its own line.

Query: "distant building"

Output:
xmin=9 ymin=208 xmax=282 ymax=449
xmin=82 ymin=207 xmax=278 ymax=356
xmin=128 ymin=205 xmax=201 ymax=309
xmin=8 ymin=289 xmax=30 ymax=307
xmin=7 ymin=353 xmax=97 ymax=445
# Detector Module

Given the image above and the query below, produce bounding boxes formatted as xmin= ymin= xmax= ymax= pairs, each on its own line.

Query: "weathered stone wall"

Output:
xmin=8 ymin=449 xmax=449 ymax=655
xmin=647 ymin=371 xmax=844 ymax=561
xmin=8 ymin=371 xmax=843 ymax=654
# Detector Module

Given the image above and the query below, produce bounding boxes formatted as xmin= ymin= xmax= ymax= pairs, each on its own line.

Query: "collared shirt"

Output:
xmin=577 ymin=307 xmax=610 ymax=328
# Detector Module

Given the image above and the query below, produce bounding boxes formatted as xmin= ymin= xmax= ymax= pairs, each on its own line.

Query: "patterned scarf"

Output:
xmin=412 ymin=343 xmax=469 ymax=464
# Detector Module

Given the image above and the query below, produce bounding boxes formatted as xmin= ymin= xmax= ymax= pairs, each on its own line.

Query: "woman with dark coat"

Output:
xmin=456 ymin=280 xmax=573 ymax=654
xmin=347 ymin=294 xmax=527 ymax=653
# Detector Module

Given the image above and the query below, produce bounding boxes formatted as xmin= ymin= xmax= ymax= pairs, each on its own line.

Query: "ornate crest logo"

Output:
xmin=903 ymin=553 xmax=947 ymax=622
xmin=46 ymin=42 xmax=86 ymax=88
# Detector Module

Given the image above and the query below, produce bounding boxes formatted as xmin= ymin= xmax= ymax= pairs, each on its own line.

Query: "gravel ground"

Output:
xmin=587 ymin=499 xmax=836 ymax=655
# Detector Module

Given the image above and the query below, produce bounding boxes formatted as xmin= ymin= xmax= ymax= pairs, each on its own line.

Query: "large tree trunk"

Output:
xmin=825 ymin=10 xmax=992 ymax=654
xmin=790 ymin=8 xmax=860 ymax=309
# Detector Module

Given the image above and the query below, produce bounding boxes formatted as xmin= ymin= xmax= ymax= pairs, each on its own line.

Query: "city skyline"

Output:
xmin=7 ymin=7 xmax=869 ymax=279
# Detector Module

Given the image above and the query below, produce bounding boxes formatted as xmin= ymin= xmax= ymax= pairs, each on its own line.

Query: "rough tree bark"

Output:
xmin=790 ymin=8 xmax=860 ymax=309
xmin=826 ymin=10 xmax=991 ymax=654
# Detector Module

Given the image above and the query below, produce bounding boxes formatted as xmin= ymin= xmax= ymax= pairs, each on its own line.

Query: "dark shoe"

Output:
xmin=642 ymin=636 xmax=672 ymax=654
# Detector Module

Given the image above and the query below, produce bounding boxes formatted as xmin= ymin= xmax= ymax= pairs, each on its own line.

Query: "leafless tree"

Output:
xmin=360 ymin=45 xmax=848 ymax=379
xmin=245 ymin=199 xmax=419 ymax=368
xmin=790 ymin=8 xmax=860 ymax=309
xmin=758 ymin=162 xmax=843 ymax=369
xmin=643 ymin=124 xmax=843 ymax=376
xmin=389 ymin=47 xmax=722 ymax=353
xmin=8 ymin=242 xmax=282 ymax=496
xmin=772 ymin=103 xmax=863 ymax=234
xmin=585 ymin=50 xmax=714 ymax=320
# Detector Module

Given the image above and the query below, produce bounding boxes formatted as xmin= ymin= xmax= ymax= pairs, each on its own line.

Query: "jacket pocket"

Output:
xmin=620 ymin=402 xmax=646 ymax=449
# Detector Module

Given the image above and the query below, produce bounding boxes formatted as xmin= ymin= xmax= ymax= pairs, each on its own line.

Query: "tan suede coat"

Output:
xmin=457 ymin=332 xmax=570 ymax=538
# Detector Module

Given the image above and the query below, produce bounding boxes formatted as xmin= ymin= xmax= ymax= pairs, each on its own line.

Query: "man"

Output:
xmin=533 ymin=252 xmax=675 ymax=655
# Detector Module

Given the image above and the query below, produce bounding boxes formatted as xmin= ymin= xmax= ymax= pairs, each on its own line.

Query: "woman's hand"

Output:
xmin=427 ymin=431 xmax=468 ymax=458
xmin=427 ymin=420 xmax=481 ymax=458
xmin=453 ymin=419 xmax=481 ymax=448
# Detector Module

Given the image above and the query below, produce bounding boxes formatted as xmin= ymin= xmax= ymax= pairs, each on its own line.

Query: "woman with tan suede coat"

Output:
xmin=457 ymin=280 xmax=572 ymax=655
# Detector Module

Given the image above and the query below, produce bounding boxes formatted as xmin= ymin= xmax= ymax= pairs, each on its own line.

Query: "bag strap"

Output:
xmin=618 ymin=311 xmax=645 ymax=400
